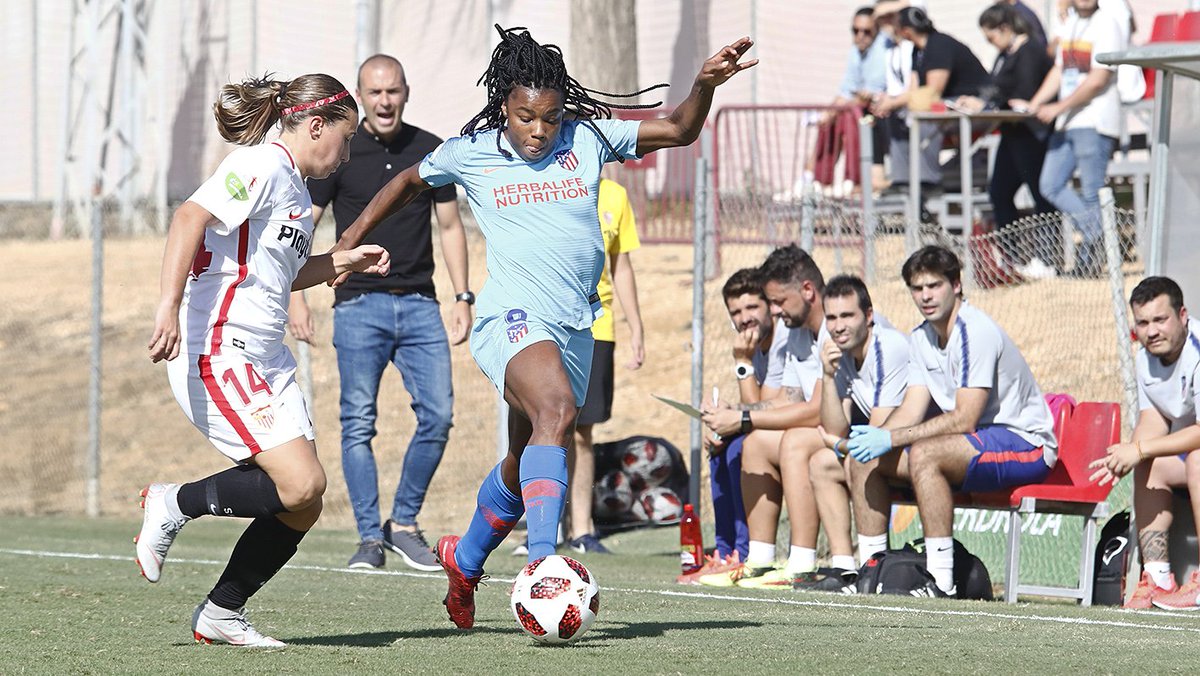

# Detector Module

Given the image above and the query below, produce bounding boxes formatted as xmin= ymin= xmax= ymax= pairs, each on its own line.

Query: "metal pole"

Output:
xmin=1100 ymin=187 xmax=1137 ymax=434
xmin=800 ymin=195 xmax=815 ymax=253
xmin=689 ymin=157 xmax=709 ymax=511
xmin=52 ymin=0 xmax=80 ymax=239
xmin=297 ymin=290 xmax=314 ymax=417
xmin=250 ymin=0 xmax=258 ymax=75
xmin=118 ymin=0 xmax=135 ymax=230
xmin=906 ymin=116 xmax=920 ymax=253
xmin=355 ymin=0 xmax=378 ymax=68
xmin=858 ymin=115 xmax=876 ymax=284
xmin=1146 ymin=71 xmax=1172 ymax=276
xmin=84 ymin=0 xmax=102 ymax=518
xmin=959 ymin=113 xmax=975 ymax=291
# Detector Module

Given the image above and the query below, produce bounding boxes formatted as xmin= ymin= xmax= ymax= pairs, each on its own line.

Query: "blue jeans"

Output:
xmin=1038 ymin=127 xmax=1116 ymax=270
xmin=333 ymin=292 xmax=454 ymax=541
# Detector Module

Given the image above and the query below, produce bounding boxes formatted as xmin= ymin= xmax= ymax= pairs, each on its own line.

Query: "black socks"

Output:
xmin=176 ymin=465 xmax=285 ymax=519
xmin=208 ymin=516 xmax=307 ymax=611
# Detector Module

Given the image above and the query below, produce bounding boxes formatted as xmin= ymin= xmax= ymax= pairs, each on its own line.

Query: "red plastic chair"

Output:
xmin=1145 ymin=14 xmax=1182 ymax=100
xmin=1178 ymin=11 xmax=1200 ymax=40
xmin=996 ymin=402 xmax=1122 ymax=604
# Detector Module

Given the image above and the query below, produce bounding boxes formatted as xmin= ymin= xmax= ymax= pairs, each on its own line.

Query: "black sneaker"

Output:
xmin=793 ymin=567 xmax=858 ymax=594
xmin=567 ymin=533 xmax=612 ymax=554
xmin=382 ymin=520 xmax=441 ymax=572
xmin=348 ymin=540 xmax=385 ymax=570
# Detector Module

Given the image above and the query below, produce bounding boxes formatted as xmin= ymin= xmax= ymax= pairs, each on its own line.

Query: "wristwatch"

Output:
xmin=741 ymin=410 xmax=753 ymax=435
xmin=455 ymin=291 xmax=476 ymax=305
xmin=734 ymin=362 xmax=754 ymax=381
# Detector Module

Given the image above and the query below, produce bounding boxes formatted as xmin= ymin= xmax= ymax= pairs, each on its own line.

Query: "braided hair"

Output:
xmin=462 ymin=24 xmax=668 ymax=162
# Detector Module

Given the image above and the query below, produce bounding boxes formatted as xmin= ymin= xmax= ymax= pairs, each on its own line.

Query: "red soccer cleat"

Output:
xmin=436 ymin=535 xmax=484 ymax=629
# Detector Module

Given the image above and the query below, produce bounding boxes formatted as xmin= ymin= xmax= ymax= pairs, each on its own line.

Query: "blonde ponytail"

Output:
xmin=212 ymin=73 xmax=357 ymax=146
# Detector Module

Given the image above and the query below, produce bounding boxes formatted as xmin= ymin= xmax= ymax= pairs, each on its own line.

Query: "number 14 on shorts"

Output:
xmin=221 ymin=363 xmax=273 ymax=406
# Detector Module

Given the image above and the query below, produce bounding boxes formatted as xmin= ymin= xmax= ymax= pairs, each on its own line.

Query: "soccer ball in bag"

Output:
xmin=621 ymin=438 xmax=674 ymax=491
xmin=632 ymin=486 xmax=683 ymax=524
xmin=593 ymin=470 xmax=634 ymax=519
xmin=510 ymin=555 xmax=600 ymax=645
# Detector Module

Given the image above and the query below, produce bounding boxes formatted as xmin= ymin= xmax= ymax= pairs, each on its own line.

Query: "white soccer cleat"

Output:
xmin=192 ymin=601 xmax=287 ymax=648
xmin=134 ymin=483 xmax=189 ymax=583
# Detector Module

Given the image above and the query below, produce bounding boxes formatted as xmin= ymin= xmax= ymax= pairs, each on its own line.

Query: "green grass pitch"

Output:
xmin=2 ymin=515 xmax=1199 ymax=674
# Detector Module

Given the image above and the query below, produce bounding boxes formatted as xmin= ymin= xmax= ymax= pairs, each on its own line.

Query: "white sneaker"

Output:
xmin=135 ymin=483 xmax=189 ymax=583
xmin=192 ymin=601 xmax=286 ymax=647
xmin=1017 ymin=257 xmax=1057 ymax=280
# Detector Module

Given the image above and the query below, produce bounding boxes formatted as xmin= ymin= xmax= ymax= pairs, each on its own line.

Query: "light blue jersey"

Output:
xmin=420 ymin=118 xmax=642 ymax=330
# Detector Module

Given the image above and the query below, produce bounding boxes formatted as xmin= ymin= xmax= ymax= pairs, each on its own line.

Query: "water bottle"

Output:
xmin=679 ymin=503 xmax=704 ymax=574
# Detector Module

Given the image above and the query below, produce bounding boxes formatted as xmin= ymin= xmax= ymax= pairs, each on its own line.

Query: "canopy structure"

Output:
xmin=1100 ymin=44 xmax=1200 ymax=281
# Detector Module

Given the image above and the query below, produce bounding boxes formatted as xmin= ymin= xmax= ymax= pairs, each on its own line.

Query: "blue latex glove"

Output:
xmin=847 ymin=425 xmax=893 ymax=463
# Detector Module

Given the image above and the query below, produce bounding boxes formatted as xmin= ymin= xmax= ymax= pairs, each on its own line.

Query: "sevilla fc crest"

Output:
xmin=554 ymin=149 xmax=579 ymax=171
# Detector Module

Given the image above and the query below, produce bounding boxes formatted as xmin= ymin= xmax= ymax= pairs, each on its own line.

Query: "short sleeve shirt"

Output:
xmin=915 ymin=32 xmax=992 ymax=99
xmin=752 ymin=319 xmax=791 ymax=389
xmin=1136 ymin=317 xmax=1200 ymax=433
xmin=184 ymin=142 xmax=313 ymax=361
xmin=306 ymin=122 xmax=456 ymax=304
xmin=834 ymin=324 xmax=910 ymax=417
xmin=781 ymin=321 xmax=831 ymax=401
xmin=907 ymin=303 xmax=1057 ymax=461
xmin=419 ymin=119 xmax=642 ymax=330
xmin=590 ymin=178 xmax=641 ymax=342
xmin=1056 ymin=9 xmax=1125 ymax=137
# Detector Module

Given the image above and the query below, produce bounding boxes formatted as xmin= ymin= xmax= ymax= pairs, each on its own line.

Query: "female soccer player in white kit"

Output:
xmin=334 ymin=25 xmax=756 ymax=630
xmin=137 ymin=73 xmax=390 ymax=647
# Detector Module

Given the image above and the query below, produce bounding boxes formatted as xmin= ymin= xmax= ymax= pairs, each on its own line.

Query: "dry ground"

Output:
xmin=0 ymin=227 xmax=1136 ymax=542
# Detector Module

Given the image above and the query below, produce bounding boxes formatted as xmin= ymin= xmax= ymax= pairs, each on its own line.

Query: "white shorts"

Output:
xmin=167 ymin=347 xmax=314 ymax=462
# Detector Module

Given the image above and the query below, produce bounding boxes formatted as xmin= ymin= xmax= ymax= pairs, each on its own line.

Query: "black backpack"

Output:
xmin=856 ymin=538 xmax=994 ymax=600
xmin=1092 ymin=510 xmax=1132 ymax=606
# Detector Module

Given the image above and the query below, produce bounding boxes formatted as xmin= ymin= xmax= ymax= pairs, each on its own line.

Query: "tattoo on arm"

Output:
xmin=1140 ymin=529 xmax=1170 ymax=562
xmin=741 ymin=400 xmax=774 ymax=411
xmin=783 ymin=386 xmax=805 ymax=403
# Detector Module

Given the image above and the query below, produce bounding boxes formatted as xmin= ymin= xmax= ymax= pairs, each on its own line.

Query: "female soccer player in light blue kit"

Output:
xmin=335 ymin=25 xmax=756 ymax=629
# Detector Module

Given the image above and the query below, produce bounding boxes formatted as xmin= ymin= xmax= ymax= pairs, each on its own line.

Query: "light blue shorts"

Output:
xmin=469 ymin=307 xmax=594 ymax=407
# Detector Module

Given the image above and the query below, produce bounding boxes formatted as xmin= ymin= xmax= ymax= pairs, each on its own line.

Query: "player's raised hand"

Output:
xmin=696 ymin=37 xmax=758 ymax=89
xmin=148 ymin=301 xmax=181 ymax=363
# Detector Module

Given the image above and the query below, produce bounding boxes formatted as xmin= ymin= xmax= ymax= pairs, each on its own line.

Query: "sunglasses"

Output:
xmin=852 ymin=27 xmax=876 ymax=35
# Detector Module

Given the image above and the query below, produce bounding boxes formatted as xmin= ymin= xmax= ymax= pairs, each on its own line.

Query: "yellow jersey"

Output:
xmin=591 ymin=179 xmax=640 ymax=342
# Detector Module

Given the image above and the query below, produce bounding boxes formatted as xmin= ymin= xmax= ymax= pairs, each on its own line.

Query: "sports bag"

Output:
xmin=1092 ymin=510 xmax=1132 ymax=606
xmin=856 ymin=538 xmax=993 ymax=600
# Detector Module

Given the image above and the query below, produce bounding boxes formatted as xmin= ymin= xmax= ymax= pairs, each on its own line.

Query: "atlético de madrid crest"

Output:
xmin=554 ymin=149 xmax=579 ymax=171
xmin=506 ymin=308 xmax=529 ymax=343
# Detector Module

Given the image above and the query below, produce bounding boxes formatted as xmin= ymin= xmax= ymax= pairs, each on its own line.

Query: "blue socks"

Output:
xmin=454 ymin=445 xmax=568 ymax=577
xmin=520 ymin=445 xmax=568 ymax=561
xmin=455 ymin=463 xmax=523 ymax=578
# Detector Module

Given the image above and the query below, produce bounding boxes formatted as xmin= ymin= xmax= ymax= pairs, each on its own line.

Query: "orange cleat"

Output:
xmin=1124 ymin=571 xmax=1178 ymax=610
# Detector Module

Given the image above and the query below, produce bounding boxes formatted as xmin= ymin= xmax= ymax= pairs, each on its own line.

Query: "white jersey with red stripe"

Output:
xmin=181 ymin=141 xmax=313 ymax=361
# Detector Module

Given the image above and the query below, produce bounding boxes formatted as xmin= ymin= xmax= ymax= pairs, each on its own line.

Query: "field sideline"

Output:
xmin=2 ymin=517 xmax=1198 ymax=674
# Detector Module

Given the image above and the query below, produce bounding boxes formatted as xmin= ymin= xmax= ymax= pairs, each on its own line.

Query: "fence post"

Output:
xmin=800 ymin=195 xmax=815 ymax=253
xmin=689 ymin=156 xmax=709 ymax=512
xmin=1100 ymin=187 xmax=1136 ymax=435
xmin=858 ymin=115 xmax=876 ymax=284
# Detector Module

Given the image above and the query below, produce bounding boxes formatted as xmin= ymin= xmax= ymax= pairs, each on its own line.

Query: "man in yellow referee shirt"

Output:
xmin=569 ymin=178 xmax=645 ymax=553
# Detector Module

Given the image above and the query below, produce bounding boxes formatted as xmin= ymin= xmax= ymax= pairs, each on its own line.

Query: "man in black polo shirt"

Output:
xmin=289 ymin=54 xmax=472 ymax=571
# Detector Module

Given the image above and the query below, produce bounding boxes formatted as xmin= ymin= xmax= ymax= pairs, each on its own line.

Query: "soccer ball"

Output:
xmin=510 ymin=555 xmax=600 ymax=645
xmin=593 ymin=470 xmax=634 ymax=519
xmin=633 ymin=486 xmax=683 ymax=525
xmin=621 ymin=438 xmax=674 ymax=491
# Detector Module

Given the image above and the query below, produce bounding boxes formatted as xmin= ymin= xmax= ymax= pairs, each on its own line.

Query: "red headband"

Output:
xmin=280 ymin=90 xmax=350 ymax=116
